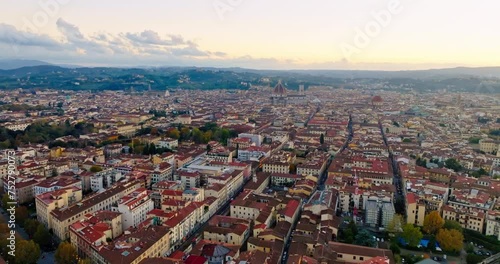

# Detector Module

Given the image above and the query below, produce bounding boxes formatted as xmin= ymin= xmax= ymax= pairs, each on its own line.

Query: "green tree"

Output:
xmin=16 ymin=239 xmax=41 ymax=264
xmin=354 ymin=229 xmax=376 ymax=247
xmin=466 ymin=253 xmax=485 ymax=264
xmin=180 ymin=127 xmax=191 ymax=141
xmin=15 ymin=206 xmax=29 ymax=226
xmin=1 ymin=193 xmax=12 ymax=209
xmin=167 ymin=128 xmax=180 ymax=139
xmin=443 ymin=220 xmax=463 ymax=233
xmin=90 ymin=165 xmax=103 ymax=172
xmin=24 ymin=218 xmax=40 ymax=238
xmin=192 ymin=128 xmax=204 ymax=144
xmin=142 ymin=143 xmax=150 ymax=155
xmin=149 ymin=143 xmax=156 ymax=155
xmin=387 ymin=214 xmax=404 ymax=234
xmin=401 ymin=224 xmax=423 ymax=247
xmin=55 ymin=241 xmax=78 ymax=264
xmin=33 ymin=224 xmax=51 ymax=249
xmin=320 ymin=133 xmax=325 ymax=144
xmin=423 ymin=211 xmax=445 ymax=234
xmin=444 ymin=158 xmax=463 ymax=172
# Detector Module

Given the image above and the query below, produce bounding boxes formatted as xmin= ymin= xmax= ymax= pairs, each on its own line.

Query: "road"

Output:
xmin=173 ymin=176 xmax=250 ymax=254
xmin=281 ymin=115 xmax=353 ymax=263
xmin=378 ymin=120 xmax=405 ymax=214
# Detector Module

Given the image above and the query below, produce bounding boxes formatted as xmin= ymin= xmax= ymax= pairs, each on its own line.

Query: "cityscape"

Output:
xmin=1 ymin=1 xmax=500 ymax=264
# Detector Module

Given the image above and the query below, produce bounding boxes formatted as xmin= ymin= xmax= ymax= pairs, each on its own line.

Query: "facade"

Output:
xmin=364 ymin=196 xmax=395 ymax=228
xmin=405 ymin=193 xmax=425 ymax=226
xmin=113 ymin=187 xmax=154 ymax=230
xmin=48 ymin=181 xmax=141 ymax=240
xmin=485 ymin=210 xmax=500 ymax=240
xmin=35 ymin=187 xmax=83 ymax=229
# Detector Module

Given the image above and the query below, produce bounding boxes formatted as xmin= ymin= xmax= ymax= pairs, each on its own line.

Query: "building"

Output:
xmin=479 ymin=139 xmax=499 ymax=154
xmin=485 ymin=210 xmax=500 ymax=240
xmin=48 ymin=180 xmax=141 ymax=240
xmin=203 ymin=215 xmax=251 ymax=246
xmin=270 ymin=80 xmax=306 ymax=106
xmin=69 ymin=211 xmax=123 ymax=259
xmin=329 ymin=242 xmax=395 ymax=264
xmin=406 ymin=193 xmax=425 ymax=226
xmin=94 ymin=225 xmax=171 ymax=264
xmin=113 ymin=187 xmax=154 ymax=230
xmin=156 ymin=138 xmax=179 ymax=150
xmin=35 ymin=187 xmax=83 ymax=229
xmin=365 ymin=196 xmax=395 ymax=228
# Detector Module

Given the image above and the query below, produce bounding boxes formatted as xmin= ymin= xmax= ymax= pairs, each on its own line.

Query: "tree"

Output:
xmin=167 ymin=128 xmax=180 ymax=139
xmin=444 ymin=158 xmax=463 ymax=172
xmin=142 ymin=143 xmax=150 ymax=155
xmin=387 ymin=214 xmax=404 ymax=234
xmin=1 ymin=193 xmax=12 ymax=209
xmin=436 ymin=228 xmax=464 ymax=252
xmin=24 ymin=218 xmax=40 ymax=238
xmin=16 ymin=239 xmax=41 ymax=264
xmin=15 ymin=206 xmax=29 ymax=226
xmin=347 ymin=220 xmax=358 ymax=236
xmin=320 ymin=133 xmax=325 ymax=144
xmin=206 ymin=144 xmax=212 ymax=154
xmin=423 ymin=211 xmax=445 ymax=234
xmin=78 ymin=259 xmax=92 ymax=264
xmin=443 ymin=220 xmax=463 ymax=233
xmin=401 ymin=224 xmax=423 ymax=247
xmin=149 ymin=143 xmax=156 ymax=155
xmin=180 ymin=127 xmax=191 ymax=141
xmin=33 ymin=224 xmax=51 ymax=250
xmin=354 ymin=229 xmax=376 ymax=247
xmin=150 ymin=127 xmax=159 ymax=135
xmin=90 ymin=165 xmax=103 ymax=173
xmin=55 ymin=241 xmax=78 ymax=264
xmin=466 ymin=253 xmax=485 ymax=264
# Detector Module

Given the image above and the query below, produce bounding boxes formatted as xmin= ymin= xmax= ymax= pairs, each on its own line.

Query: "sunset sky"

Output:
xmin=0 ymin=0 xmax=498 ymax=70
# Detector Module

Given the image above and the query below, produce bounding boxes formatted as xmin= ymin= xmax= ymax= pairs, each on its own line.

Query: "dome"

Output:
xmin=273 ymin=80 xmax=287 ymax=95
xmin=372 ymin=95 xmax=383 ymax=103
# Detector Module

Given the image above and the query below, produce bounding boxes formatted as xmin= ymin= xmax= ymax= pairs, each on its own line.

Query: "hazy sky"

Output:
xmin=0 ymin=0 xmax=499 ymax=70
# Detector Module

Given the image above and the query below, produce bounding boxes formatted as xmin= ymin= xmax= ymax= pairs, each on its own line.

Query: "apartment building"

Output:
xmin=48 ymin=180 xmax=141 ymax=240
xmin=405 ymin=193 xmax=425 ymax=226
xmin=35 ymin=187 xmax=83 ymax=229
xmin=113 ymin=187 xmax=154 ymax=230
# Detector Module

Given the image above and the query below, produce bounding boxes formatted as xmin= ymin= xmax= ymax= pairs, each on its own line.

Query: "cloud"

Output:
xmin=56 ymin=18 xmax=84 ymax=41
xmin=125 ymin=30 xmax=186 ymax=46
xmin=0 ymin=20 xmax=305 ymax=69
xmin=0 ymin=23 xmax=63 ymax=50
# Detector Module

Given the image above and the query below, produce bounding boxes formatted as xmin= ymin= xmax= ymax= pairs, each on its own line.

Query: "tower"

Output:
xmin=299 ymin=85 xmax=304 ymax=95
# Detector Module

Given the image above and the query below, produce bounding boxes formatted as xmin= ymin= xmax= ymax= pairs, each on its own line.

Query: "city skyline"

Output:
xmin=0 ymin=1 xmax=499 ymax=70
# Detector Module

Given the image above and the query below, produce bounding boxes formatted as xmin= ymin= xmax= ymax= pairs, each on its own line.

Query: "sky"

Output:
xmin=0 ymin=0 xmax=499 ymax=70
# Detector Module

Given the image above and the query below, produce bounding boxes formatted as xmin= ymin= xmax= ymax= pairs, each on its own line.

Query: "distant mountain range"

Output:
xmin=1 ymin=59 xmax=500 ymax=79
xmin=0 ymin=59 xmax=499 ymax=93
xmin=0 ymin=59 xmax=54 ymax=70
